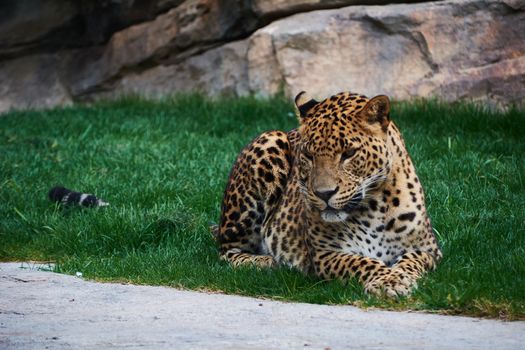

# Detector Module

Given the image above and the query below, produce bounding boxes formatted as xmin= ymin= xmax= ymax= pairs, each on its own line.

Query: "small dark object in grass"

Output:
xmin=48 ymin=186 xmax=109 ymax=207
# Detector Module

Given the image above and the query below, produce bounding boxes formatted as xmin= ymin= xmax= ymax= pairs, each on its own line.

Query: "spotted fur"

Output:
xmin=215 ymin=91 xmax=442 ymax=297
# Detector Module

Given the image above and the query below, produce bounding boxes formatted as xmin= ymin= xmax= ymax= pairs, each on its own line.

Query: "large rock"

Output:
xmin=250 ymin=0 xmax=428 ymax=20
xmin=0 ymin=54 xmax=73 ymax=112
xmin=97 ymin=0 xmax=524 ymax=109
xmin=0 ymin=0 xmax=79 ymax=59
xmin=93 ymin=40 xmax=250 ymax=99
xmin=0 ymin=0 xmax=186 ymax=59
xmin=0 ymin=0 xmax=524 ymax=112
xmin=247 ymin=0 xmax=525 ymax=107
xmin=70 ymin=0 xmax=257 ymax=98
xmin=70 ymin=0 xmax=436 ymax=98
xmin=251 ymin=0 xmax=525 ymax=106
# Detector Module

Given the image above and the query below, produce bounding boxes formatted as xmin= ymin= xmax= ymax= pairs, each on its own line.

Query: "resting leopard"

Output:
xmin=214 ymin=91 xmax=442 ymax=297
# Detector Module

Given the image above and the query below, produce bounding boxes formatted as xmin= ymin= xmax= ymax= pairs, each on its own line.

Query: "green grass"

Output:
xmin=1 ymin=95 xmax=524 ymax=320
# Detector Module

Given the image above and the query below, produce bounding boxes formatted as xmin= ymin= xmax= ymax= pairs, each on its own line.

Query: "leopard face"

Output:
xmin=295 ymin=92 xmax=392 ymax=223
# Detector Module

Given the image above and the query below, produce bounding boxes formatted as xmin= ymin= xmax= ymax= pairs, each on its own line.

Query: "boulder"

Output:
xmin=0 ymin=0 xmax=78 ymax=59
xmin=96 ymin=40 xmax=250 ymax=99
xmin=250 ymin=0 xmax=429 ymax=20
xmin=244 ymin=0 xmax=525 ymax=106
xmin=96 ymin=0 xmax=524 ymax=109
xmin=70 ymin=0 xmax=257 ymax=98
xmin=0 ymin=54 xmax=72 ymax=112
xmin=0 ymin=0 xmax=524 ymax=113
xmin=0 ymin=0 xmax=187 ymax=59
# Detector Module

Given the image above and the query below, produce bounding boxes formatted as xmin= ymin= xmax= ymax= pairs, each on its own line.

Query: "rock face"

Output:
xmin=0 ymin=0 xmax=186 ymax=59
xmin=245 ymin=0 xmax=525 ymax=107
xmin=0 ymin=0 xmax=524 ymax=113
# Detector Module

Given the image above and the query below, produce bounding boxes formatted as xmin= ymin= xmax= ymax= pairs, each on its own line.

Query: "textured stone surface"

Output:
xmin=100 ymin=40 xmax=250 ymax=98
xmin=250 ymin=0 xmax=427 ymax=19
xmin=244 ymin=0 xmax=525 ymax=107
xmin=0 ymin=0 xmax=524 ymax=113
xmin=70 ymin=0 xmax=255 ymax=98
xmin=93 ymin=0 xmax=524 ymax=109
xmin=0 ymin=0 xmax=79 ymax=58
xmin=0 ymin=54 xmax=73 ymax=112
xmin=0 ymin=0 xmax=186 ymax=59
xmin=1 ymin=263 xmax=525 ymax=349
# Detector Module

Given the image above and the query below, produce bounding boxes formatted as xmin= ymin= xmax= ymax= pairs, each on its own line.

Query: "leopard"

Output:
xmin=214 ymin=91 xmax=442 ymax=297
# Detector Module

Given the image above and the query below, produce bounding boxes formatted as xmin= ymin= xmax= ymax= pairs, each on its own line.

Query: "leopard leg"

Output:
xmin=389 ymin=250 xmax=440 ymax=288
xmin=217 ymin=130 xmax=291 ymax=268
xmin=312 ymin=250 xmax=413 ymax=297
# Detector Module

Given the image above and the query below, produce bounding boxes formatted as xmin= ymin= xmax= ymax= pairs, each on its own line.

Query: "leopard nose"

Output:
xmin=314 ymin=186 xmax=339 ymax=203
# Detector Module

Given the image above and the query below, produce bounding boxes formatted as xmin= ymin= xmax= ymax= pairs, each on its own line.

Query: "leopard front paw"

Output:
xmin=224 ymin=249 xmax=277 ymax=269
xmin=364 ymin=268 xmax=417 ymax=298
xmin=254 ymin=255 xmax=278 ymax=269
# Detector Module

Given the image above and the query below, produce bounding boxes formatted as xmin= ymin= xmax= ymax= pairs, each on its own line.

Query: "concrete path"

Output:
xmin=1 ymin=263 xmax=524 ymax=350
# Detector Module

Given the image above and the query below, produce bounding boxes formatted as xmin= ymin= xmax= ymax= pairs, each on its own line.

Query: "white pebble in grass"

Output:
xmin=75 ymin=272 xmax=83 ymax=278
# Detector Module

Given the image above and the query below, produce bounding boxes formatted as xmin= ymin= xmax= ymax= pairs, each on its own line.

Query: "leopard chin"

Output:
xmin=321 ymin=209 xmax=349 ymax=223
xmin=319 ymin=192 xmax=363 ymax=222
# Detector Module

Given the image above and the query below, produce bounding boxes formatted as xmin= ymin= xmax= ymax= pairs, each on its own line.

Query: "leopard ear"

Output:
xmin=360 ymin=95 xmax=390 ymax=131
xmin=295 ymin=91 xmax=319 ymax=118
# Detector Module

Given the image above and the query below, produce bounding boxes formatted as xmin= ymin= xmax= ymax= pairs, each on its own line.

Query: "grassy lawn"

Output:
xmin=1 ymin=95 xmax=524 ymax=320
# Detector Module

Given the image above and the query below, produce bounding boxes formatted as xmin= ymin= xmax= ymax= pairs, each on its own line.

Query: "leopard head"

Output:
xmin=295 ymin=91 xmax=392 ymax=223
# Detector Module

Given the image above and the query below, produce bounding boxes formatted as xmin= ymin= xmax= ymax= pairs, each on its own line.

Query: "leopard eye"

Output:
xmin=341 ymin=148 xmax=357 ymax=161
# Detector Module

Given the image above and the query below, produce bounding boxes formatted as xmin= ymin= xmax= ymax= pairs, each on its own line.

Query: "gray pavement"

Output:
xmin=1 ymin=262 xmax=524 ymax=349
